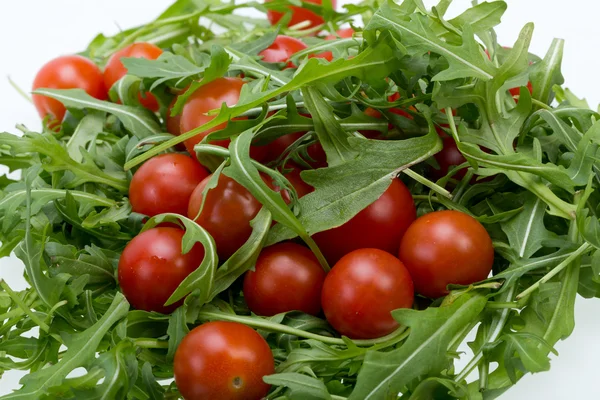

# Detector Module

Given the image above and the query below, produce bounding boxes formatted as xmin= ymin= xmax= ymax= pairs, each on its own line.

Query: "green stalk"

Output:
xmin=0 ymin=280 xmax=50 ymax=333
xmin=516 ymin=242 xmax=592 ymax=300
xmin=197 ymin=310 xmax=409 ymax=347
xmin=403 ymin=168 xmax=453 ymax=199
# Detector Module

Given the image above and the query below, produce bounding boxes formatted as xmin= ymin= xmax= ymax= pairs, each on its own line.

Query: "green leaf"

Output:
xmin=143 ymin=214 xmax=218 ymax=306
xmin=167 ymin=307 xmax=188 ymax=361
xmin=349 ymin=291 xmax=487 ymax=400
xmin=139 ymin=363 xmax=165 ymax=400
xmin=447 ymin=1 xmax=507 ymax=35
xmin=66 ymin=111 xmax=105 ymax=163
xmin=499 ymin=193 xmax=556 ymax=259
xmin=32 ymin=89 xmax=161 ymax=139
xmin=530 ymin=38 xmax=565 ymax=106
xmin=407 ymin=376 xmax=468 ymax=400
xmin=302 ymin=86 xmax=358 ymax=167
xmin=267 ymin=119 xmax=441 ymax=243
xmin=366 ymin=1 xmax=496 ymax=81
xmin=229 ymin=29 xmax=279 ymax=55
xmin=121 ymin=52 xmax=208 ymax=90
xmin=0 ymin=131 xmax=128 ymax=192
xmin=209 ymin=207 xmax=272 ymax=299
xmin=263 ymin=372 xmax=332 ymax=400
xmin=3 ymin=292 xmax=129 ymax=399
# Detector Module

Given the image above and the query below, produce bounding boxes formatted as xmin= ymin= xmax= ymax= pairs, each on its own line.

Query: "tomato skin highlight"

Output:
xmin=174 ymin=321 xmax=274 ymax=400
xmin=399 ymin=210 xmax=494 ymax=299
xmin=129 ymin=153 xmax=209 ymax=217
xmin=32 ymin=55 xmax=107 ymax=126
xmin=266 ymin=0 xmax=336 ymax=31
xmin=243 ymin=242 xmax=325 ymax=316
xmin=321 ymin=248 xmax=414 ymax=339
xmin=259 ymin=35 xmax=307 ymax=68
xmin=180 ymin=77 xmax=267 ymax=162
xmin=188 ymin=173 xmax=262 ymax=260
xmin=118 ymin=227 xmax=204 ymax=313
xmin=313 ymin=179 xmax=416 ymax=264
xmin=104 ymin=42 xmax=163 ymax=111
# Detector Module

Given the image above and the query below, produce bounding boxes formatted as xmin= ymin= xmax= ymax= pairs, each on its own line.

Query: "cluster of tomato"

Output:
xmin=27 ymin=1 xmax=510 ymax=399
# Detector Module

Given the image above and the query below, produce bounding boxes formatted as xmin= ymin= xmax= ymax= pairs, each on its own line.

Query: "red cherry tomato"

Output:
xmin=321 ymin=248 xmax=414 ymax=339
xmin=174 ymin=321 xmax=274 ymax=400
xmin=509 ymin=81 xmax=533 ymax=100
xmin=129 ymin=153 xmax=209 ymax=217
xmin=104 ymin=42 xmax=163 ymax=111
xmin=118 ymin=227 xmax=204 ymax=313
xmin=324 ymin=27 xmax=355 ymax=40
xmin=259 ymin=35 xmax=307 ymax=68
xmin=267 ymin=0 xmax=336 ymax=31
xmin=32 ymin=55 xmax=106 ymax=127
xmin=399 ymin=210 xmax=494 ymax=299
xmin=265 ymin=130 xmax=327 ymax=168
xmin=282 ymin=163 xmax=314 ymax=198
xmin=431 ymin=135 xmax=469 ymax=180
xmin=243 ymin=242 xmax=325 ymax=316
xmin=313 ymin=179 xmax=416 ymax=264
xmin=180 ymin=77 xmax=267 ymax=162
xmin=188 ymin=173 xmax=262 ymax=260
xmin=166 ymin=97 xmax=181 ymax=136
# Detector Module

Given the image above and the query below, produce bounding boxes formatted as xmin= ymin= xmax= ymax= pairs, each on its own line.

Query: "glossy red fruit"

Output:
xmin=104 ymin=42 xmax=163 ymax=111
xmin=282 ymin=163 xmax=314 ymax=198
xmin=32 ymin=55 xmax=106 ymax=126
xmin=188 ymin=174 xmax=262 ymax=260
xmin=259 ymin=35 xmax=307 ymax=68
xmin=180 ymin=77 xmax=267 ymax=162
xmin=265 ymin=130 xmax=327 ymax=168
xmin=129 ymin=153 xmax=209 ymax=217
xmin=118 ymin=227 xmax=204 ymax=313
xmin=321 ymin=248 xmax=414 ymax=339
xmin=243 ymin=242 xmax=325 ymax=316
xmin=431 ymin=136 xmax=469 ymax=180
xmin=267 ymin=0 xmax=337 ymax=31
xmin=509 ymin=81 xmax=534 ymax=100
xmin=174 ymin=321 xmax=274 ymax=400
xmin=399 ymin=210 xmax=494 ymax=298
xmin=313 ymin=179 xmax=416 ymax=264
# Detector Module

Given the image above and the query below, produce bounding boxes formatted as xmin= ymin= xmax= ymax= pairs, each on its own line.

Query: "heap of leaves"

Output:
xmin=1 ymin=0 xmax=599 ymax=398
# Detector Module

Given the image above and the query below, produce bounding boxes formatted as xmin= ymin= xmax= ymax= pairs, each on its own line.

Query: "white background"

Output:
xmin=0 ymin=1 xmax=598 ymax=398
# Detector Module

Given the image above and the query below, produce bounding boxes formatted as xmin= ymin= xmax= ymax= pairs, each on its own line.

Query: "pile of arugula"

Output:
xmin=1 ymin=0 xmax=599 ymax=399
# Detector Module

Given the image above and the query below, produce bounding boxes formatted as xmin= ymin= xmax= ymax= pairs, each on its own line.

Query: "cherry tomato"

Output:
xmin=282 ymin=163 xmax=314 ymax=198
xmin=259 ymin=35 xmax=307 ymax=68
xmin=321 ymin=248 xmax=414 ymax=339
xmin=399 ymin=210 xmax=494 ymax=299
xmin=267 ymin=0 xmax=336 ymax=31
xmin=104 ymin=42 xmax=163 ymax=111
xmin=180 ymin=77 xmax=267 ymax=162
xmin=174 ymin=321 xmax=274 ymax=400
xmin=509 ymin=81 xmax=533 ymax=99
xmin=166 ymin=97 xmax=182 ymax=136
xmin=118 ymin=227 xmax=204 ymax=313
xmin=313 ymin=178 xmax=416 ymax=264
xmin=314 ymin=27 xmax=355 ymax=61
xmin=188 ymin=173 xmax=262 ymax=260
xmin=431 ymin=135 xmax=469 ymax=180
xmin=32 ymin=55 xmax=106 ymax=126
xmin=129 ymin=153 xmax=209 ymax=217
xmin=243 ymin=242 xmax=325 ymax=316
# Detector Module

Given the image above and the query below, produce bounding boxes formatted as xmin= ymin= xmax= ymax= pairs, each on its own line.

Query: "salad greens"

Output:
xmin=1 ymin=0 xmax=599 ymax=399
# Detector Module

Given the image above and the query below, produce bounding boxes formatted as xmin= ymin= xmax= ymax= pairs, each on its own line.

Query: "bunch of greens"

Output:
xmin=1 ymin=0 xmax=599 ymax=399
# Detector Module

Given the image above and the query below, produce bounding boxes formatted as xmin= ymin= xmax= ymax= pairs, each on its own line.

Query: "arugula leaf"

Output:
xmin=263 ymin=372 xmax=332 ymax=400
xmin=350 ymin=291 xmax=487 ymax=400
xmin=32 ymin=89 xmax=161 ymax=138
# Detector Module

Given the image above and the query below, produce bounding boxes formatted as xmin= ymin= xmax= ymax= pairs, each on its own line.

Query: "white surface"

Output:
xmin=0 ymin=1 xmax=599 ymax=398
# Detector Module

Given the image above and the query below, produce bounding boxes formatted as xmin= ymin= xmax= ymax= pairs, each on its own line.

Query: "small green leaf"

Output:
xmin=263 ymin=372 xmax=332 ymax=400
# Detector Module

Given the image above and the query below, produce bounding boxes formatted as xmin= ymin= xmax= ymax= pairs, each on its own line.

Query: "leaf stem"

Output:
xmin=530 ymin=98 xmax=553 ymax=111
xmin=0 ymin=280 xmax=50 ymax=333
xmin=197 ymin=310 xmax=409 ymax=347
xmin=516 ymin=242 xmax=592 ymax=300
xmin=302 ymin=234 xmax=330 ymax=272
xmin=134 ymin=338 xmax=170 ymax=349
xmin=403 ymin=168 xmax=453 ymax=199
